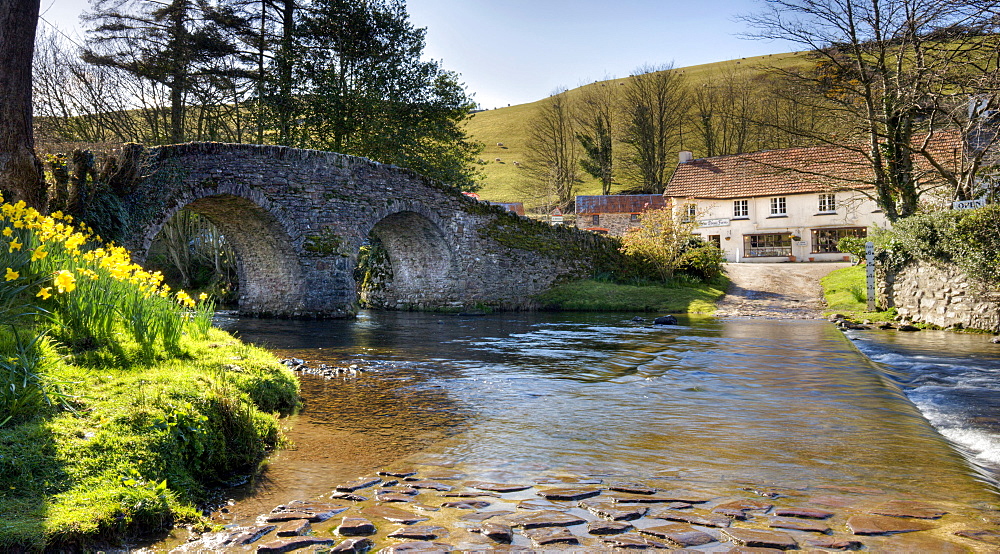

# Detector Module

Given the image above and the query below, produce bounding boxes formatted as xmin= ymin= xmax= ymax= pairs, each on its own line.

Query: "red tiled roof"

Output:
xmin=576 ymin=194 xmax=666 ymax=214
xmin=489 ymin=201 xmax=525 ymax=216
xmin=665 ymin=133 xmax=962 ymax=200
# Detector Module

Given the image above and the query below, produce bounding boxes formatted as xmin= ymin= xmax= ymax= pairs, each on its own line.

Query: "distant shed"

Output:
xmin=575 ymin=194 xmax=665 ymax=235
xmin=488 ymin=201 xmax=525 ymax=216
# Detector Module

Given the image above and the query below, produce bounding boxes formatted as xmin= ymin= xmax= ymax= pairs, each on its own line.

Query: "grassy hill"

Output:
xmin=465 ymin=51 xmax=810 ymax=209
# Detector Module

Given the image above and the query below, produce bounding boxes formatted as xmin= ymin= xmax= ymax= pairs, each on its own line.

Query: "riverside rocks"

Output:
xmin=190 ymin=466 xmax=993 ymax=553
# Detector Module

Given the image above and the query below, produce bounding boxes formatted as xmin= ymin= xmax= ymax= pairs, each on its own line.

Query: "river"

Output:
xmin=164 ymin=311 xmax=999 ymax=551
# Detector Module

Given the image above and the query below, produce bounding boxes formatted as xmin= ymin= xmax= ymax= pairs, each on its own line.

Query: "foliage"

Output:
xmin=820 ymin=265 xmax=897 ymax=322
xmin=145 ymin=209 xmax=238 ymax=304
xmin=619 ymin=206 xmax=700 ymax=281
xmin=678 ymin=242 xmax=726 ymax=281
xmin=522 ymin=89 xmax=581 ymax=210
xmin=535 ymin=277 xmax=727 ymax=314
xmin=836 ymin=235 xmax=868 ymax=262
xmin=575 ymin=80 xmax=617 ymax=196
xmin=619 ymin=64 xmax=689 ymax=193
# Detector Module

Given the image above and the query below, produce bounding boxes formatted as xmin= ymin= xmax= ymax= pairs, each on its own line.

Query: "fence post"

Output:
xmin=865 ymin=241 xmax=876 ymax=312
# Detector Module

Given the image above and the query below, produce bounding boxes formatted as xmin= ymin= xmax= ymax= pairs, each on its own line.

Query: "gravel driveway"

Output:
xmin=714 ymin=262 xmax=851 ymax=319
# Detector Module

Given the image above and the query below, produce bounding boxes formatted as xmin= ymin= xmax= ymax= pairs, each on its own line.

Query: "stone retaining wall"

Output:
xmin=879 ymin=260 xmax=1000 ymax=332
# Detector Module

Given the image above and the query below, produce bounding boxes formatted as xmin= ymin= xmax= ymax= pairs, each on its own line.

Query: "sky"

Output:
xmin=38 ymin=0 xmax=800 ymax=110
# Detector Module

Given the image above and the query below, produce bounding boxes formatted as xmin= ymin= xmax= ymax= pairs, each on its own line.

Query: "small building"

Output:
xmin=575 ymin=194 xmax=666 ymax=235
xmin=486 ymin=201 xmax=525 ymax=216
xmin=664 ymin=140 xmax=960 ymax=262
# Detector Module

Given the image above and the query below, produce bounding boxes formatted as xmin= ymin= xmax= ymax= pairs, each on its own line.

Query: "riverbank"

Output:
xmin=535 ymin=277 xmax=728 ymax=313
xmin=0 ymin=328 xmax=298 ymax=550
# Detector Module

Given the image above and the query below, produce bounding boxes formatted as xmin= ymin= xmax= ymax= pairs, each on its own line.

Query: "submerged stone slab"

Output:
xmin=330 ymin=492 xmax=369 ymax=502
xmin=847 ymin=514 xmax=935 ymax=535
xmin=524 ymin=526 xmax=579 ymax=546
xmin=536 ymin=487 xmax=602 ymax=501
xmin=639 ymin=524 xmax=715 ymax=547
xmin=509 ymin=509 xmax=587 ymax=529
xmin=714 ymin=499 xmax=773 ymax=513
xmin=407 ymin=481 xmax=453 ymax=492
xmin=721 ymin=528 xmax=797 ymax=550
xmin=608 ymin=481 xmax=657 ymax=495
xmin=773 ymin=506 xmax=834 ymax=519
xmin=579 ymin=499 xmax=648 ymax=521
xmin=460 ymin=510 xmax=514 ymax=522
xmin=377 ymin=541 xmax=452 ymax=553
xmin=587 ymin=520 xmax=632 ymax=535
xmin=378 ymin=470 xmax=417 ymax=478
xmin=767 ymin=516 xmax=831 ymax=533
xmin=441 ymin=491 xmax=500 ymax=498
xmin=375 ymin=493 xmax=414 ymax=503
xmin=870 ymin=499 xmax=948 ymax=519
xmin=275 ymin=518 xmax=311 ymax=537
xmin=612 ymin=489 xmax=713 ymax=504
xmin=225 ymin=525 xmax=276 ymax=546
xmin=265 ymin=506 xmax=347 ymax=523
xmin=337 ymin=517 xmax=377 ymax=536
xmin=517 ymin=498 xmax=564 ymax=511
xmin=256 ymin=536 xmax=335 ymax=553
xmin=466 ymin=481 xmax=533 ymax=493
xmin=478 ymin=522 xmax=513 ymax=543
xmin=387 ymin=525 xmax=446 ymax=540
xmin=335 ymin=476 xmax=381 ymax=492
xmin=442 ymin=500 xmax=491 ymax=509
xmin=331 ymin=537 xmax=374 ymax=553
xmin=648 ymin=508 xmax=731 ymax=528
xmin=954 ymin=528 xmax=1000 ymax=546
xmin=804 ymin=537 xmax=864 ymax=550
xmin=362 ymin=505 xmax=429 ymax=524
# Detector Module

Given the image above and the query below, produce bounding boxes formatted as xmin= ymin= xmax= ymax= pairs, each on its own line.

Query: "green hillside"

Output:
xmin=465 ymin=51 xmax=809 ymax=209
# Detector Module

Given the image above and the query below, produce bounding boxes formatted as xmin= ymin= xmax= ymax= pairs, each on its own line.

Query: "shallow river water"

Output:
xmin=163 ymin=311 xmax=1000 ymax=551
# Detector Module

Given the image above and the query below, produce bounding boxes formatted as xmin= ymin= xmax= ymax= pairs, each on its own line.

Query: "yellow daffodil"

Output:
xmin=198 ymin=292 xmax=208 ymax=302
xmin=8 ymin=239 xmax=21 ymax=252
xmin=2 ymin=227 xmax=11 ymax=237
xmin=36 ymin=287 xmax=52 ymax=300
xmin=54 ymin=270 xmax=76 ymax=294
xmin=4 ymin=268 xmax=19 ymax=281
xmin=31 ymin=247 xmax=47 ymax=261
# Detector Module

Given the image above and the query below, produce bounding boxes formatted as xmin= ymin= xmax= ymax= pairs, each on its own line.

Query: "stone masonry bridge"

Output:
xmin=121 ymin=142 xmax=607 ymax=317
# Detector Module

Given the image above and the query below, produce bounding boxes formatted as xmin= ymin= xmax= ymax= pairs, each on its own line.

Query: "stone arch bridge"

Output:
xmin=121 ymin=142 xmax=606 ymax=318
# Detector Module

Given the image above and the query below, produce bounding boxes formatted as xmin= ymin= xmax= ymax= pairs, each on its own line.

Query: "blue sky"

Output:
xmin=39 ymin=0 xmax=799 ymax=109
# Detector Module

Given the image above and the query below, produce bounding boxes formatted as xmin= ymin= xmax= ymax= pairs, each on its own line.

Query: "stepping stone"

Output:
xmin=804 ymin=537 xmax=864 ymax=550
xmin=954 ymin=528 xmax=1000 ymax=546
xmin=537 ymin=487 xmax=601 ymax=501
xmin=256 ymin=536 xmax=335 ymax=553
xmin=375 ymin=493 xmax=414 ymax=503
xmin=275 ymin=518 xmax=311 ymax=537
xmin=331 ymin=537 xmax=374 ymax=553
xmin=739 ymin=487 xmax=781 ymax=498
xmin=870 ymin=499 xmax=947 ymax=519
xmin=587 ymin=520 xmax=633 ymax=535
xmin=224 ymin=525 xmax=275 ymax=546
xmin=407 ymin=481 xmax=453 ymax=492
xmin=726 ymin=547 xmax=787 ymax=553
xmin=767 ymin=516 xmax=831 ymax=533
xmin=378 ymin=470 xmax=417 ymax=478
xmin=442 ymin=500 xmax=491 ymax=509
xmin=517 ymin=498 xmax=563 ymax=511
xmin=524 ymin=526 xmax=579 ymax=546
xmin=265 ymin=506 xmax=347 ymax=523
xmin=387 ymin=525 xmax=446 ymax=540
xmin=608 ymin=481 xmax=657 ymax=495
xmin=379 ymin=487 xmax=419 ymax=495
xmin=466 ymin=481 xmax=533 ymax=493
xmin=330 ymin=492 xmax=369 ymax=502
xmin=721 ymin=528 xmax=797 ymax=550
xmin=337 ymin=517 xmax=376 ymax=536
xmin=773 ymin=506 xmax=834 ymax=519
xmin=714 ymin=499 xmax=773 ymax=513
xmin=602 ymin=533 xmax=669 ymax=549
xmin=639 ymin=523 xmax=715 ymax=547
xmin=847 ymin=514 xmax=935 ymax=535
xmin=579 ymin=499 xmax=647 ymax=521
xmin=478 ymin=522 xmax=513 ymax=543
xmin=713 ymin=507 xmax=749 ymax=520
xmin=648 ymin=508 xmax=731 ymax=528
xmin=377 ymin=541 xmax=452 ymax=553
xmin=441 ymin=491 xmax=499 ymax=498
xmin=509 ymin=509 xmax=587 ymax=529
xmin=460 ymin=510 xmax=513 ymax=522
xmin=615 ymin=489 xmax=713 ymax=503
xmin=411 ymin=503 xmax=439 ymax=512
xmin=335 ymin=476 xmax=381 ymax=492
xmin=362 ymin=505 xmax=429 ymax=524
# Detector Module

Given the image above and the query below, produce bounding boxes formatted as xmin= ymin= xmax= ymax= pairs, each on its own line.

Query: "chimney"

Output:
xmin=679 ymin=150 xmax=694 ymax=163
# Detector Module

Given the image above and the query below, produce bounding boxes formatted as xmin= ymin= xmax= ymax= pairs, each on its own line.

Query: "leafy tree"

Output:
xmin=522 ymin=89 xmax=580 ymax=211
xmin=619 ymin=205 xmax=698 ymax=281
xmin=0 ymin=0 xmax=46 ymax=209
xmin=620 ymin=64 xmax=689 ymax=193
xmin=575 ymin=79 xmax=617 ymax=195
xmin=743 ymin=0 xmax=1000 ymax=220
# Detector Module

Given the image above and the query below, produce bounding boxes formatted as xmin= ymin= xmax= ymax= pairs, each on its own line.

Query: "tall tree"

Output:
xmin=620 ymin=64 xmax=689 ymax=193
xmin=575 ymin=79 xmax=617 ymax=195
xmin=522 ymin=89 xmax=580 ymax=211
xmin=0 ymin=0 xmax=46 ymax=209
xmin=743 ymin=0 xmax=1000 ymax=220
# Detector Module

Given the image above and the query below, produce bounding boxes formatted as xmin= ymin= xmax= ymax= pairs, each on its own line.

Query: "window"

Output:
xmin=630 ymin=213 xmax=640 ymax=222
xmin=818 ymin=193 xmax=836 ymax=213
xmin=811 ymin=227 xmax=866 ymax=253
xmin=682 ymin=203 xmax=697 ymax=222
xmin=770 ymin=197 xmax=787 ymax=216
xmin=733 ymin=199 xmax=748 ymax=218
xmin=591 ymin=214 xmax=600 ymax=226
xmin=744 ymin=233 xmax=792 ymax=257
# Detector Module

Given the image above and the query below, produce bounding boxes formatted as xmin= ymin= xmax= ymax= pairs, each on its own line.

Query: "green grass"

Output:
xmin=820 ymin=265 xmax=897 ymax=322
xmin=467 ymin=51 xmax=810 ymax=208
xmin=535 ymin=277 xmax=729 ymax=313
xmin=0 ymin=327 xmax=299 ymax=550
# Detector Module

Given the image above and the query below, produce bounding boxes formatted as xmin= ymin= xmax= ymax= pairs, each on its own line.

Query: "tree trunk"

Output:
xmin=0 ymin=0 xmax=46 ymax=210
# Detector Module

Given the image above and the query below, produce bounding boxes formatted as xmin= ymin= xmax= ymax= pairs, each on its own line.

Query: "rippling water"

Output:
xmin=221 ymin=311 xmax=997 ymax=513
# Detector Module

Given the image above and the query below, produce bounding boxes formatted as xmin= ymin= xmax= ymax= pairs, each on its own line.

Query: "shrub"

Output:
xmin=678 ymin=243 xmax=725 ymax=281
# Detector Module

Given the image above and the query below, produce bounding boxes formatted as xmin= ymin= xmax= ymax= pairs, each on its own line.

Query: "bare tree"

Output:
xmin=575 ymin=78 xmax=617 ymax=195
xmin=0 ymin=0 xmax=45 ymax=209
xmin=620 ymin=64 xmax=689 ymax=193
xmin=743 ymin=0 xmax=1000 ymax=220
xmin=523 ymin=89 xmax=580 ymax=211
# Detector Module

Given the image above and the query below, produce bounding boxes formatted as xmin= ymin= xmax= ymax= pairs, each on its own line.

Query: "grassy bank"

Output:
xmin=0 ymin=198 xmax=298 ymax=549
xmin=820 ymin=266 xmax=896 ymax=322
xmin=535 ymin=277 xmax=728 ymax=314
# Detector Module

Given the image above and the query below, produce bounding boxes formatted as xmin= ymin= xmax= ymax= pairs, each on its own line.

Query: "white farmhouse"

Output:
xmin=664 ymin=141 xmax=961 ymax=262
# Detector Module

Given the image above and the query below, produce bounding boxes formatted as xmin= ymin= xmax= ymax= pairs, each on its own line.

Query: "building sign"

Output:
xmin=953 ymin=198 xmax=986 ymax=210
xmin=550 ymin=207 xmax=564 ymax=225
xmin=698 ymin=218 xmax=731 ymax=228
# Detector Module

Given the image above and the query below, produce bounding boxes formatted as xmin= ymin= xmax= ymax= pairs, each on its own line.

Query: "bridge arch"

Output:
xmin=137 ymin=184 xmax=307 ymax=316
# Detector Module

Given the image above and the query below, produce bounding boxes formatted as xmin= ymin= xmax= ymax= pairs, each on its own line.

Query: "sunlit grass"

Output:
xmin=821 ymin=265 xmax=897 ymax=322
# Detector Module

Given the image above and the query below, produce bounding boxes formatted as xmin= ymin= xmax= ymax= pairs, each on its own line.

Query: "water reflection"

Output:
xmin=224 ymin=312 xmax=997 ymax=518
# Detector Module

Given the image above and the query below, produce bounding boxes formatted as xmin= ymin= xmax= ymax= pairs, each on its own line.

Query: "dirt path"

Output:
xmin=714 ymin=262 xmax=851 ymax=319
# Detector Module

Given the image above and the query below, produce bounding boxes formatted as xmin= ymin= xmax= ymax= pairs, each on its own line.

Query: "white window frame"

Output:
xmin=733 ymin=199 xmax=749 ymax=218
xmin=818 ymin=193 xmax=836 ymax=213
xmin=770 ymin=197 xmax=787 ymax=216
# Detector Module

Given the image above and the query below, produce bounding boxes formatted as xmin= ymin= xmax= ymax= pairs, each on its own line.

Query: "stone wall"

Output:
xmin=879 ymin=260 xmax=1000 ymax=332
